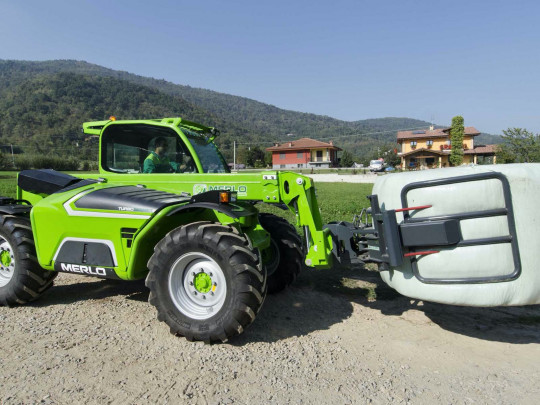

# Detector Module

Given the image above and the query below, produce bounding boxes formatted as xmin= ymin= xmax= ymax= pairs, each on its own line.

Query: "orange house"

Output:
xmin=397 ymin=126 xmax=497 ymax=170
xmin=266 ymin=138 xmax=341 ymax=169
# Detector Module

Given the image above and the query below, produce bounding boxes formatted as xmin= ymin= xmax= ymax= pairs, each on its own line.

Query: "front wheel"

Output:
xmin=146 ymin=221 xmax=267 ymax=343
xmin=259 ymin=213 xmax=303 ymax=294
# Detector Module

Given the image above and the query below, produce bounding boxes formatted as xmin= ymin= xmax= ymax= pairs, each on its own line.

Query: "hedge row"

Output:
xmin=0 ymin=153 xmax=99 ymax=171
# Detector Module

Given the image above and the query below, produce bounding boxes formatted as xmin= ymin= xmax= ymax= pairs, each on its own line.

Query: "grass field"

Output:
xmin=0 ymin=171 xmax=99 ymax=199
xmin=258 ymin=182 xmax=373 ymax=224
xmin=0 ymin=172 xmax=18 ymax=198
xmin=0 ymin=171 xmax=373 ymax=223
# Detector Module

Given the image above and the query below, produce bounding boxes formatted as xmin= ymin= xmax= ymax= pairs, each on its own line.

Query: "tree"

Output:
xmin=340 ymin=150 xmax=355 ymax=167
xmin=383 ymin=144 xmax=401 ymax=167
xmin=449 ymin=115 xmax=464 ymax=166
xmin=497 ymin=128 xmax=540 ymax=163
xmin=236 ymin=146 xmax=267 ymax=167
xmin=236 ymin=147 xmax=251 ymax=166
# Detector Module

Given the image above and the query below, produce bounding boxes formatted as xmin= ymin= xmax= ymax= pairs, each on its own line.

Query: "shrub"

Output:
xmin=53 ymin=157 xmax=80 ymax=171
xmin=0 ymin=153 xmax=12 ymax=170
xmin=15 ymin=155 xmax=32 ymax=170
xmin=14 ymin=154 xmax=80 ymax=171
xmin=85 ymin=160 xmax=99 ymax=171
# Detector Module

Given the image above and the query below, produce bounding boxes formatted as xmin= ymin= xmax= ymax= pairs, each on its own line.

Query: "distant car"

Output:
xmin=369 ymin=160 xmax=385 ymax=172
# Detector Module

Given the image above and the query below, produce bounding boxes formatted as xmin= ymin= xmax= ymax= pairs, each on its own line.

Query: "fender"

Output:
xmin=166 ymin=201 xmax=254 ymax=219
xmin=125 ymin=195 xmax=258 ymax=280
xmin=0 ymin=198 xmax=32 ymax=216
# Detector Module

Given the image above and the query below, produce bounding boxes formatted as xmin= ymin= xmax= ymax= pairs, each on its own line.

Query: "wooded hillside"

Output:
xmin=0 ymin=60 xmax=501 ymax=165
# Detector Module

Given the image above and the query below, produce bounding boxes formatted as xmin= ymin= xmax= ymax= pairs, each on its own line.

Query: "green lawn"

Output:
xmin=1 ymin=171 xmax=373 ymax=224
xmin=259 ymin=182 xmax=373 ymax=225
xmin=0 ymin=171 xmax=99 ymax=199
xmin=0 ymin=172 xmax=18 ymax=198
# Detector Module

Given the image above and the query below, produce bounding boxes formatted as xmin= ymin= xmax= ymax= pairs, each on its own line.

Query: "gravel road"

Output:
xmin=1 ymin=266 xmax=539 ymax=404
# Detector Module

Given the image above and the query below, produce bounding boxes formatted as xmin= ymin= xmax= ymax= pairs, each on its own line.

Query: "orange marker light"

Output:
xmin=219 ymin=192 xmax=229 ymax=203
xmin=109 ymin=116 xmax=116 ymax=121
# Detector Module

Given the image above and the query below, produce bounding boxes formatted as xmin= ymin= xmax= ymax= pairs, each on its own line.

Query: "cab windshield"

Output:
xmin=181 ymin=127 xmax=230 ymax=173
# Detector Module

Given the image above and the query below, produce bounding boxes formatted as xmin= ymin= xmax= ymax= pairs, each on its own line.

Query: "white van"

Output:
xmin=369 ymin=160 xmax=385 ymax=172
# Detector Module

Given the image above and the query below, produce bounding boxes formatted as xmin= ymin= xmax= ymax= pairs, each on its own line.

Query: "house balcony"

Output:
xmin=310 ymin=157 xmax=330 ymax=163
xmin=308 ymin=159 xmax=335 ymax=167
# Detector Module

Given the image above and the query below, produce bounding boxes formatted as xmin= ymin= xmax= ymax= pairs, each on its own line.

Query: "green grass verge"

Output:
xmin=259 ymin=182 xmax=373 ymax=224
xmin=0 ymin=172 xmax=18 ymax=198
xmin=0 ymin=171 xmax=100 ymax=199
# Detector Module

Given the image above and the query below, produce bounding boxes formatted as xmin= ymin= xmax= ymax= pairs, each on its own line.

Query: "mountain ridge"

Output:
xmin=0 ymin=59 xmax=501 ymax=162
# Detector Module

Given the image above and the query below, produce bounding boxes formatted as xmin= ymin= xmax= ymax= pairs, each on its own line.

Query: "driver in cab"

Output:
xmin=143 ymin=137 xmax=193 ymax=173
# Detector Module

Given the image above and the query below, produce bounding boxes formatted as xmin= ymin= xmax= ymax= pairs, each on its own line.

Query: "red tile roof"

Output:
xmin=464 ymin=144 xmax=498 ymax=154
xmin=266 ymin=137 xmax=342 ymax=152
xmin=397 ymin=127 xmax=480 ymax=141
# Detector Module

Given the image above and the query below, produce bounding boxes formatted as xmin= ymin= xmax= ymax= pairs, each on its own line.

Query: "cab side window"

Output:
xmin=143 ymin=136 xmax=195 ymax=173
xmin=101 ymin=124 xmax=196 ymax=174
xmin=105 ymin=143 xmax=141 ymax=173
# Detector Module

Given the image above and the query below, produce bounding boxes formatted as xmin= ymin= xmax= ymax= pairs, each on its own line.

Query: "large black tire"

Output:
xmin=259 ymin=213 xmax=303 ymax=294
xmin=0 ymin=215 xmax=57 ymax=306
xmin=146 ymin=221 xmax=267 ymax=343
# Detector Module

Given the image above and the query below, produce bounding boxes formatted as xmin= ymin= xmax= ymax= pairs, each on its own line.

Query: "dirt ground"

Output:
xmin=1 ymin=266 xmax=539 ymax=404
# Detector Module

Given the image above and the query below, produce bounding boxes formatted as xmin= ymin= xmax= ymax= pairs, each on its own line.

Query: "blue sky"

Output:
xmin=1 ymin=0 xmax=539 ymax=134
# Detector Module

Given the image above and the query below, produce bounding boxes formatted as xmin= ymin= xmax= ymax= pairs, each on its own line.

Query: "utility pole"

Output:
xmin=10 ymin=144 xmax=15 ymax=168
xmin=233 ymin=140 xmax=236 ymax=171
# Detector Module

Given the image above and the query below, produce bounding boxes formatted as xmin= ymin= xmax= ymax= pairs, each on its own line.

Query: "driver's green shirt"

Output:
xmin=143 ymin=151 xmax=175 ymax=173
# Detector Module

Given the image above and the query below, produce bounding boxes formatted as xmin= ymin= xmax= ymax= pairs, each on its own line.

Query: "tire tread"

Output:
xmin=259 ymin=213 xmax=303 ymax=293
xmin=0 ymin=215 xmax=57 ymax=306
xmin=146 ymin=221 xmax=266 ymax=343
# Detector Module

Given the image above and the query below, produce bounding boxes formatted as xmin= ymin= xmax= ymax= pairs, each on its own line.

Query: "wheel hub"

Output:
xmin=0 ymin=240 xmax=15 ymax=288
xmin=168 ymin=252 xmax=226 ymax=320
xmin=0 ymin=250 xmax=11 ymax=267
xmin=193 ymin=271 xmax=213 ymax=294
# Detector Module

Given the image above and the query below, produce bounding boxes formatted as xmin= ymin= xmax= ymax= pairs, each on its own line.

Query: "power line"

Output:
xmin=1 ymin=125 xmax=432 ymax=152
xmin=233 ymin=125 xmax=430 ymax=146
xmin=315 ymin=126 xmax=429 ymax=141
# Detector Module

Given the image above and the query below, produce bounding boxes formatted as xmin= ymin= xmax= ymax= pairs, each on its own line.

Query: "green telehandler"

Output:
xmin=1 ymin=117 xmax=539 ymax=342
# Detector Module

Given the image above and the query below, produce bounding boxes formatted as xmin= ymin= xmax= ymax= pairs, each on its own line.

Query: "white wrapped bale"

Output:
xmin=374 ymin=164 xmax=540 ymax=306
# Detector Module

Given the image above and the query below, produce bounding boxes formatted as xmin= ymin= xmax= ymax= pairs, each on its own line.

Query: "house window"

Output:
xmin=410 ymin=141 xmax=417 ymax=148
xmin=426 ymin=140 xmax=433 ymax=147
xmin=297 ymin=164 xmax=303 ymax=168
xmin=279 ymin=153 xmax=285 ymax=160
xmin=280 ymin=164 xmax=285 ymax=169
xmin=297 ymin=151 xmax=303 ymax=159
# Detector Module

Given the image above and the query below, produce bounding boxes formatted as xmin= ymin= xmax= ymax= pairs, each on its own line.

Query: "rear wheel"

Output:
xmin=259 ymin=213 xmax=303 ymax=294
xmin=146 ymin=221 xmax=267 ymax=343
xmin=0 ymin=215 xmax=57 ymax=306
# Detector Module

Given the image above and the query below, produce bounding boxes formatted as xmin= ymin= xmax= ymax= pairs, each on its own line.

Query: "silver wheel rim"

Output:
xmin=0 ymin=238 xmax=15 ymax=288
xmin=168 ymin=252 xmax=227 ymax=320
